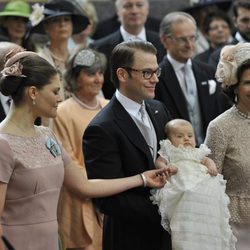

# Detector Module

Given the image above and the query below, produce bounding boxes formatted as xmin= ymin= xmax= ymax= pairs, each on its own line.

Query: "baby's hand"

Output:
xmin=207 ymin=165 xmax=218 ymax=176
xmin=167 ymin=164 xmax=178 ymax=177
xmin=202 ymin=156 xmax=218 ymax=176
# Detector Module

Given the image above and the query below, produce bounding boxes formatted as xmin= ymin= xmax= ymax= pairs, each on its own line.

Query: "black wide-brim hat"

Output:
xmin=182 ymin=0 xmax=232 ymax=13
xmin=30 ymin=0 xmax=89 ymax=35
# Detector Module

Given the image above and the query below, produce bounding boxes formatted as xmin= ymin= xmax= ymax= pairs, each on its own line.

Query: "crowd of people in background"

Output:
xmin=0 ymin=0 xmax=250 ymax=250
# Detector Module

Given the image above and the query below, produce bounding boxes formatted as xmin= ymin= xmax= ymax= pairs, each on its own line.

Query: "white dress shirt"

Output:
xmin=0 ymin=93 xmax=10 ymax=115
xmin=120 ymin=26 xmax=146 ymax=41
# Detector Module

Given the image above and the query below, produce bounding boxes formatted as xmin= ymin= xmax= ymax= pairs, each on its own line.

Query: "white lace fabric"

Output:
xmin=151 ymin=139 xmax=236 ymax=250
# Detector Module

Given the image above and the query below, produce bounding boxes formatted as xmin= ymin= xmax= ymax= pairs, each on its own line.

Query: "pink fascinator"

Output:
xmin=1 ymin=51 xmax=37 ymax=78
xmin=215 ymin=43 xmax=250 ymax=89
xmin=1 ymin=61 xmax=26 ymax=78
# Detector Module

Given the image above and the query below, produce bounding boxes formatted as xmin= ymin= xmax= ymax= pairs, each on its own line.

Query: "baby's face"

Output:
xmin=169 ymin=124 xmax=196 ymax=148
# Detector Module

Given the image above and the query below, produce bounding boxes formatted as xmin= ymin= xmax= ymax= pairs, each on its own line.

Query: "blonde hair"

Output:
xmin=74 ymin=0 xmax=98 ymax=36
xmin=165 ymin=119 xmax=193 ymax=138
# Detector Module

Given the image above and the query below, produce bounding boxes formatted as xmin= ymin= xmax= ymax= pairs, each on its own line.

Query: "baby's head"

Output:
xmin=165 ymin=119 xmax=196 ymax=148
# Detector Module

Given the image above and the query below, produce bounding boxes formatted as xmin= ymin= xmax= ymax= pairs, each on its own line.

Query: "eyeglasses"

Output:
xmin=124 ymin=67 xmax=161 ymax=79
xmin=168 ymin=35 xmax=198 ymax=45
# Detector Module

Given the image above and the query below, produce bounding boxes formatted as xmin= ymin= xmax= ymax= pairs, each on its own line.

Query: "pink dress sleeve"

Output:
xmin=0 ymin=137 xmax=15 ymax=183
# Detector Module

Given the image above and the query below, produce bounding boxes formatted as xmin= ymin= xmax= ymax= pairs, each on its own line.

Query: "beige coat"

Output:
xmin=53 ymin=97 xmax=108 ymax=249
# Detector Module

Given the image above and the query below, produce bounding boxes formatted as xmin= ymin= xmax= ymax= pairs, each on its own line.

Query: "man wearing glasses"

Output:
xmin=155 ymin=11 xmax=225 ymax=145
xmin=83 ymin=40 xmax=174 ymax=250
xmin=90 ymin=0 xmax=165 ymax=99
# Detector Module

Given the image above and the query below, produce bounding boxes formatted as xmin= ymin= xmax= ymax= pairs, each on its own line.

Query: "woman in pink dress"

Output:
xmin=0 ymin=51 xmax=173 ymax=250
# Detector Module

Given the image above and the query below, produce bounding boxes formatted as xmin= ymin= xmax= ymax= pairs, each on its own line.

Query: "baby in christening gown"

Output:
xmin=151 ymin=119 xmax=236 ymax=250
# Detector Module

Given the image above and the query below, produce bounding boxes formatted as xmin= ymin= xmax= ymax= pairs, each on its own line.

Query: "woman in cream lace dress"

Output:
xmin=205 ymin=43 xmax=250 ymax=250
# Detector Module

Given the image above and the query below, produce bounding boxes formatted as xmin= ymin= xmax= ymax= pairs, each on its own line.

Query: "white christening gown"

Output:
xmin=151 ymin=139 xmax=236 ymax=250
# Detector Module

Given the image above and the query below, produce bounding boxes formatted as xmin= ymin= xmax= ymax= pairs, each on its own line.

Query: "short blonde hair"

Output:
xmin=165 ymin=119 xmax=193 ymax=138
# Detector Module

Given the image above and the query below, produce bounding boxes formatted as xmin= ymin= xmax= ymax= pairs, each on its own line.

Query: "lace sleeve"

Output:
xmin=198 ymin=144 xmax=211 ymax=158
xmin=204 ymin=121 xmax=227 ymax=173
xmin=158 ymin=139 xmax=171 ymax=162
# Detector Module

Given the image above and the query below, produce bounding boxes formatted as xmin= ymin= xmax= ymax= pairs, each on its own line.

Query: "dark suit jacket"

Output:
xmin=208 ymin=38 xmax=239 ymax=70
xmin=194 ymin=47 xmax=215 ymax=64
xmin=0 ymin=103 xmax=6 ymax=122
xmin=90 ymin=29 xmax=165 ymax=99
xmin=92 ymin=15 xmax=161 ymax=40
xmin=155 ymin=57 xmax=227 ymax=139
xmin=83 ymin=96 xmax=172 ymax=250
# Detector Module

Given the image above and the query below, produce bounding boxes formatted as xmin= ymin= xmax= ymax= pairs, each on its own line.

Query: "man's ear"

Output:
xmin=160 ymin=35 xmax=169 ymax=50
xmin=117 ymin=68 xmax=129 ymax=82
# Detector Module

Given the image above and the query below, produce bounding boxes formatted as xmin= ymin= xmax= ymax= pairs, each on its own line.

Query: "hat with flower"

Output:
xmin=215 ymin=43 xmax=250 ymax=89
xmin=0 ymin=0 xmax=31 ymax=19
xmin=29 ymin=0 xmax=89 ymax=35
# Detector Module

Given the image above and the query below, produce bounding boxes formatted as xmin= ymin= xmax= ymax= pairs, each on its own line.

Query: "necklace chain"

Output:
xmin=8 ymin=119 xmax=37 ymax=137
xmin=72 ymin=94 xmax=100 ymax=110
xmin=48 ymin=48 xmax=68 ymax=63
xmin=234 ymin=105 xmax=250 ymax=120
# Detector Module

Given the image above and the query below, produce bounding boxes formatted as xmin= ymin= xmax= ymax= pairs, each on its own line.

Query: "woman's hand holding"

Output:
xmin=142 ymin=167 xmax=178 ymax=188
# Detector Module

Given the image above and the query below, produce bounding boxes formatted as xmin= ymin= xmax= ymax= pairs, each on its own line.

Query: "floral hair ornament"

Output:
xmin=1 ymin=61 xmax=26 ymax=78
xmin=73 ymin=49 xmax=97 ymax=68
xmin=1 ymin=51 xmax=37 ymax=78
xmin=29 ymin=3 xmax=44 ymax=26
xmin=215 ymin=43 xmax=250 ymax=89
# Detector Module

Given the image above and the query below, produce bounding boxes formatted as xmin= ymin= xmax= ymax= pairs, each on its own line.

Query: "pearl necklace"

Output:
xmin=72 ymin=94 xmax=100 ymax=110
xmin=234 ymin=105 xmax=250 ymax=120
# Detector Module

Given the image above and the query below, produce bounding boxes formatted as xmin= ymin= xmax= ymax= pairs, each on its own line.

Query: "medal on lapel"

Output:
xmin=46 ymin=138 xmax=61 ymax=157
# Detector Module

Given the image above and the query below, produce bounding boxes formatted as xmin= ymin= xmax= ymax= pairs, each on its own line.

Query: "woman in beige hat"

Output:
xmin=29 ymin=0 xmax=90 ymax=101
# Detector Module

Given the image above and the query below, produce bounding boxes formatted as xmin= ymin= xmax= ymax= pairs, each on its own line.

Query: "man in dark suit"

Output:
xmin=155 ymin=12 xmax=227 ymax=145
xmin=92 ymin=0 xmax=160 ymax=40
xmin=90 ymin=0 xmax=165 ymax=99
xmin=83 ymin=40 xmax=175 ymax=250
xmin=92 ymin=14 xmax=160 ymax=39
xmin=209 ymin=0 xmax=250 ymax=69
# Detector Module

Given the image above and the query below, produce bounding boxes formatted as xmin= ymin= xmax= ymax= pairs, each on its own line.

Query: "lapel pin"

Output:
xmin=46 ymin=138 xmax=61 ymax=157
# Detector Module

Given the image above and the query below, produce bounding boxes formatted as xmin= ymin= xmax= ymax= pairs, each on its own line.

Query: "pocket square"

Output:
xmin=208 ymin=80 xmax=216 ymax=95
xmin=201 ymin=80 xmax=216 ymax=95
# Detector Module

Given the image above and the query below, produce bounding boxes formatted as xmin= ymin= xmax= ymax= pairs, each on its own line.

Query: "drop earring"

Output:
xmin=32 ymin=99 xmax=36 ymax=105
xmin=234 ymin=94 xmax=238 ymax=103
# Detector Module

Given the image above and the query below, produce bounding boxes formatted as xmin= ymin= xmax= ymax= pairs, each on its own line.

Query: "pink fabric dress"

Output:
xmin=0 ymin=126 xmax=71 ymax=250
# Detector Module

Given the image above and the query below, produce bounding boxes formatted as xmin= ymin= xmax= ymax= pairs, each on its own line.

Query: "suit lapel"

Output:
xmin=0 ymin=103 xmax=6 ymax=122
xmin=192 ymin=62 xmax=211 ymax=125
xmin=112 ymin=98 xmax=154 ymax=168
xmin=162 ymin=59 xmax=189 ymax=119
xmin=110 ymin=30 xmax=124 ymax=45
xmin=145 ymin=102 xmax=161 ymax=143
